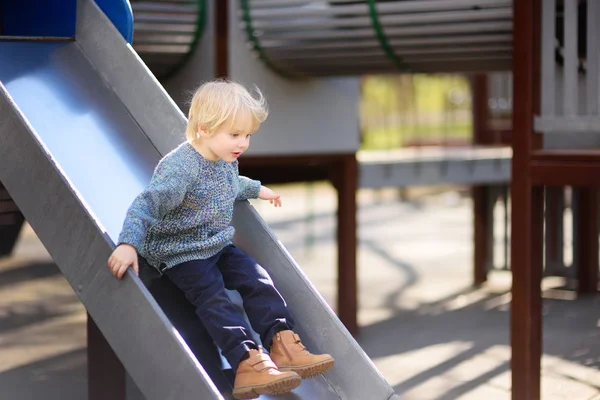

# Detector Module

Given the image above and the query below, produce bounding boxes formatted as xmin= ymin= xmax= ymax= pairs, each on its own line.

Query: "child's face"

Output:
xmin=201 ymin=112 xmax=254 ymax=162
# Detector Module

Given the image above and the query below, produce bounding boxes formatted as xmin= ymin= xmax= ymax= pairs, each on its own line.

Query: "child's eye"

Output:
xmin=231 ymin=133 xmax=239 ymax=138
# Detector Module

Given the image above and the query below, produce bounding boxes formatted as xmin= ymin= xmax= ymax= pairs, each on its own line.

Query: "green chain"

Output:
xmin=158 ymin=0 xmax=206 ymax=81
xmin=366 ymin=0 xmax=408 ymax=71
xmin=240 ymin=0 xmax=300 ymax=79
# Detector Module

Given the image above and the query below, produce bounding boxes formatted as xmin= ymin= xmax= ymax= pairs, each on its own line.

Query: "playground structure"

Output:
xmin=0 ymin=1 xmax=599 ymax=400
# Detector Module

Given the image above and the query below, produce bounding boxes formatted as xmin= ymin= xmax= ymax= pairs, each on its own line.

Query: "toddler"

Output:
xmin=107 ymin=80 xmax=334 ymax=399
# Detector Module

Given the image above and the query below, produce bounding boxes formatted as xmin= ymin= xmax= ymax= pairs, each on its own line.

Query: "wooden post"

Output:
xmin=215 ymin=0 xmax=229 ymax=78
xmin=472 ymin=73 xmax=492 ymax=285
xmin=88 ymin=314 xmax=126 ymax=400
xmin=473 ymin=186 xmax=490 ymax=285
xmin=511 ymin=0 xmax=544 ymax=398
xmin=544 ymin=187 xmax=565 ymax=277
xmin=333 ymin=155 xmax=358 ymax=335
xmin=574 ymin=188 xmax=599 ymax=293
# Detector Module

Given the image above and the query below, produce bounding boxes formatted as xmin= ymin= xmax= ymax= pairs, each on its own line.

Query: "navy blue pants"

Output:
xmin=164 ymin=245 xmax=294 ymax=372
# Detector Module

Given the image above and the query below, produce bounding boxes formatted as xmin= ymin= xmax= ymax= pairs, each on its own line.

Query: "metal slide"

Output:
xmin=0 ymin=1 xmax=399 ymax=399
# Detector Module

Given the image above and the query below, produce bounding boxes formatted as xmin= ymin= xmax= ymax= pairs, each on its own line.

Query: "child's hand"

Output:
xmin=108 ymin=244 xmax=139 ymax=279
xmin=259 ymin=186 xmax=282 ymax=207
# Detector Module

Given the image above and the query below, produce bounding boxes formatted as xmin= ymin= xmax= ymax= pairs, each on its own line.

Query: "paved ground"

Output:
xmin=1 ymin=184 xmax=599 ymax=399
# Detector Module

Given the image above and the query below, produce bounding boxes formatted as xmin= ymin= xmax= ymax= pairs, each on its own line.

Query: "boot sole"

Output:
xmin=232 ymin=375 xmax=302 ymax=399
xmin=278 ymin=358 xmax=335 ymax=379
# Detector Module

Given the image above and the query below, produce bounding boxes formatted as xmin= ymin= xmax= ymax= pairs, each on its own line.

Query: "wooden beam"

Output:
xmin=88 ymin=314 xmax=126 ymax=400
xmin=531 ymin=161 xmax=600 ymax=187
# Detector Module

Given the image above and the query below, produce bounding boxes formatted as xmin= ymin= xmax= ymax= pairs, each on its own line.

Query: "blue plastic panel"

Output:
xmin=1 ymin=0 xmax=77 ymax=37
xmin=93 ymin=0 xmax=134 ymax=43
xmin=0 ymin=0 xmax=133 ymax=43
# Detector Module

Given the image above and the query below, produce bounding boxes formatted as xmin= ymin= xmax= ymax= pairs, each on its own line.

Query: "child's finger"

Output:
xmin=117 ymin=264 xmax=129 ymax=279
xmin=111 ymin=263 xmax=120 ymax=277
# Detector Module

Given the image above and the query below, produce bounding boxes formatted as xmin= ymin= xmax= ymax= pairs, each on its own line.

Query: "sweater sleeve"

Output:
xmin=233 ymin=160 xmax=261 ymax=201
xmin=118 ymin=156 xmax=193 ymax=250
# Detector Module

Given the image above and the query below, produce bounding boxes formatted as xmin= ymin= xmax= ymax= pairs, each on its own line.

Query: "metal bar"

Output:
xmin=133 ymin=34 xmax=195 ymax=45
xmin=248 ymin=8 xmax=512 ymax=30
xmin=249 ymin=0 xmax=363 ymax=6
xmin=298 ymin=59 xmax=512 ymax=75
xmin=248 ymin=0 xmax=511 ymax=19
xmin=131 ymin=3 xmax=197 ymax=13
xmin=278 ymin=51 xmax=511 ymax=63
xmin=285 ymin=55 xmax=515 ymax=67
xmin=130 ymin=13 xmax=196 ymax=23
xmin=257 ymin=21 xmax=513 ymax=41
xmin=271 ymin=45 xmax=512 ymax=59
xmin=261 ymin=34 xmax=513 ymax=50
xmin=134 ymin=23 xmax=196 ymax=34
xmin=540 ymin=0 xmax=555 ymax=116
xmin=563 ymin=0 xmax=578 ymax=116
xmin=133 ymin=44 xmax=190 ymax=53
xmin=587 ymin=0 xmax=600 ymax=115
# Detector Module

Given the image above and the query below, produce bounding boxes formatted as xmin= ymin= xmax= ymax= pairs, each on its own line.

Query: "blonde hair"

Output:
xmin=186 ymin=80 xmax=268 ymax=142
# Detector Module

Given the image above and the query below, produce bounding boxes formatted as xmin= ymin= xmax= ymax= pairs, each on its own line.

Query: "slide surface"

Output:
xmin=0 ymin=1 xmax=399 ymax=399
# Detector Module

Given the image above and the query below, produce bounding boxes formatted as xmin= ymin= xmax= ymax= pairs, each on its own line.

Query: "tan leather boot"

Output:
xmin=232 ymin=347 xmax=301 ymax=399
xmin=270 ymin=330 xmax=335 ymax=379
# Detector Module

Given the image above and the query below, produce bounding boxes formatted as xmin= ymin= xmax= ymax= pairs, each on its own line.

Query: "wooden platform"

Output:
xmin=358 ymin=146 xmax=512 ymax=188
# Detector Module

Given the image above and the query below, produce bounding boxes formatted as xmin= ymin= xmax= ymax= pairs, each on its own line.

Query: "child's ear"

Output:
xmin=197 ymin=123 xmax=211 ymax=137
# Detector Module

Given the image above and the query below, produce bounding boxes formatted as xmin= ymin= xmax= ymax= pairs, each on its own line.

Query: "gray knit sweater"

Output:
xmin=118 ymin=142 xmax=261 ymax=270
